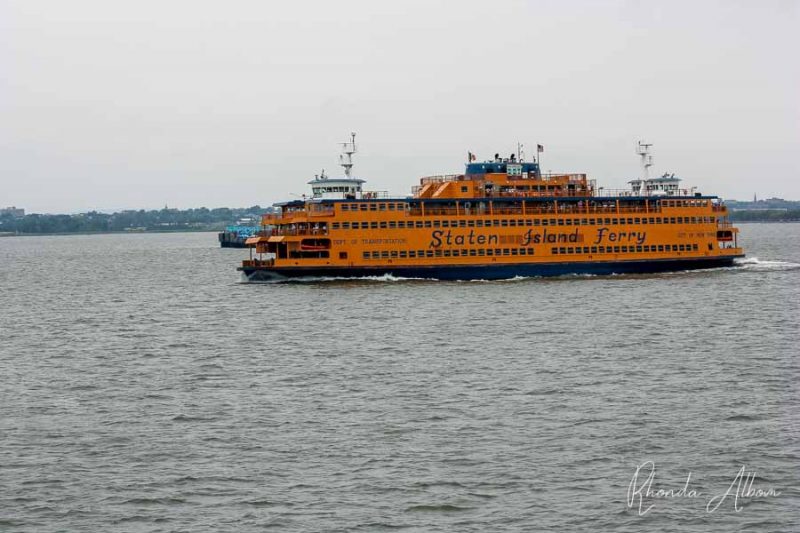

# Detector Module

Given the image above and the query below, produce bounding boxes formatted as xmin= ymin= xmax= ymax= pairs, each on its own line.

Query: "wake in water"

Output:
xmin=733 ymin=257 xmax=800 ymax=272
xmin=240 ymin=273 xmax=436 ymax=284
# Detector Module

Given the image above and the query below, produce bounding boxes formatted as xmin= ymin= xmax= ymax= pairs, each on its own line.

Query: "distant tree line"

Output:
xmin=729 ymin=209 xmax=800 ymax=222
xmin=0 ymin=206 xmax=272 ymax=235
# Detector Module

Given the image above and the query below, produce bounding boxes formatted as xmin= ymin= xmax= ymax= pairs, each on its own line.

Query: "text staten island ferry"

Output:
xmin=239 ymin=135 xmax=744 ymax=281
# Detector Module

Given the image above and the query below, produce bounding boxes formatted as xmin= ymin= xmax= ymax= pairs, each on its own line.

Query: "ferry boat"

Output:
xmin=239 ymin=135 xmax=743 ymax=281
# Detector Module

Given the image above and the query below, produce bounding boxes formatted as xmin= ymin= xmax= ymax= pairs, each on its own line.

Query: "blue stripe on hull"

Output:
xmin=240 ymin=256 xmax=743 ymax=282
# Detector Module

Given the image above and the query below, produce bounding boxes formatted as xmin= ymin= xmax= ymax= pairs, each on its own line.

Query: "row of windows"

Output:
xmin=341 ymin=203 xmax=405 ymax=212
xmin=332 ymin=216 xmax=716 ymax=230
xmin=360 ymin=243 xmax=701 ymax=260
xmin=362 ymin=248 xmax=538 ymax=259
xmin=338 ymin=200 xmax=710 ymax=212
xmin=552 ymin=243 xmax=700 ymax=255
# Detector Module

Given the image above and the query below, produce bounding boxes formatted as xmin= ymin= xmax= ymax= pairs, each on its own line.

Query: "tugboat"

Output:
xmin=239 ymin=136 xmax=744 ymax=281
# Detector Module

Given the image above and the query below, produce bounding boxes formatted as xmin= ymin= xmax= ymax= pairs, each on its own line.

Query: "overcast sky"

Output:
xmin=1 ymin=0 xmax=798 ymax=213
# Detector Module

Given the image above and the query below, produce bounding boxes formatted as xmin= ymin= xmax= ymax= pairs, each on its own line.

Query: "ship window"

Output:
xmin=478 ymin=249 xmax=485 ymax=256
xmin=588 ymin=218 xmax=596 ymax=225
xmin=552 ymin=247 xmax=559 ymax=255
xmin=501 ymin=219 xmax=508 ymax=227
xmin=461 ymin=186 xmax=468 ymax=193
xmin=370 ymin=251 xmax=379 ymax=258
xmin=443 ymin=250 xmax=451 ymax=257
xmin=469 ymin=249 xmax=477 ymax=256
xmin=332 ymin=223 xmax=340 ymax=229
xmin=341 ymin=204 xmax=349 ymax=211
xmin=360 ymin=222 xmax=368 ymax=229
xmin=370 ymin=222 xmax=378 ymax=229
xmin=613 ymin=246 xmax=620 ymax=253
xmin=362 ymin=251 xmax=369 ymax=259
xmin=441 ymin=220 xmax=450 ymax=228
xmin=641 ymin=218 xmax=648 ymax=225
xmin=598 ymin=246 xmax=605 ymax=253
xmin=565 ymin=219 xmax=572 ymax=226
xmin=656 ymin=218 xmax=662 ymax=224
xmin=415 ymin=221 xmax=423 ymax=228
xmin=677 ymin=217 xmax=683 ymax=224
xmin=388 ymin=221 xmax=396 ymax=229
xmin=379 ymin=222 xmax=387 ymax=229
xmin=409 ymin=251 xmax=416 ymax=258
xmin=378 ymin=203 xmax=386 ymax=211
xmin=486 ymin=249 xmax=494 ymax=256
xmin=468 ymin=220 xmax=475 ymax=227
xmin=634 ymin=218 xmax=640 ymax=224
xmin=475 ymin=220 xmax=483 ymax=228
xmin=399 ymin=251 xmax=407 ymax=258
xmin=693 ymin=243 xmax=699 ymax=251
xmin=425 ymin=250 xmax=433 ymax=257
xmin=424 ymin=221 xmax=432 ymax=228
xmin=432 ymin=220 xmax=440 ymax=228
xmin=339 ymin=251 xmax=348 ymax=260
xmin=621 ymin=246 xmax=628 ymax=253
xmin=557 ymin=219 xmax=564 ymax=226
xmin=388 ymin=203 xmax=396 ymax=211
xmin=559 ymin=247 xmax=566 ymax=254
xmin=636 ymin=245 xmax=643 ymax=252
xmin=390 ymin=251 xmax=398 ymax=258
xmin=509 ymin=248 xmax=516 ymax=255
xmin=533 ymin=219 xmax=541 ymax=226
xmin=627 ymin=218 xmax=634 ymax=224
xmin=591 ymin=246 xmax=598 ymax=254
xmin=360 ymin=204 xmax=368 ymax=211
xmin=710 ymin=216 xmax=716 ymax=223
xmin=566 ymin=247 xmax=573 ymax=254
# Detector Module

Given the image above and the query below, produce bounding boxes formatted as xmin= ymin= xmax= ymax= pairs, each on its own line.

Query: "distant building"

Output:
xmin=0 ymin=206 xmax=25 ymax=217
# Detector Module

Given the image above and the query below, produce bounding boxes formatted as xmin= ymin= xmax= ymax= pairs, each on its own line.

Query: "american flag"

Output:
xmin=537 ymin=144 xmax=544 ymax=153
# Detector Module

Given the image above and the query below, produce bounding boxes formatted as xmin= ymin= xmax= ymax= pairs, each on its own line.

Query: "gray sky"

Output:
xmin=1 ymin=0 xmax=798 ymax=213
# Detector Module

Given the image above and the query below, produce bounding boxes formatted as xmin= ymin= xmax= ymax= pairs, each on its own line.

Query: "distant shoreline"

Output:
xmin=0 ymin=229 xmax=219 ymax=238
xmin=2 ymin=220 xmax=798 ymax=239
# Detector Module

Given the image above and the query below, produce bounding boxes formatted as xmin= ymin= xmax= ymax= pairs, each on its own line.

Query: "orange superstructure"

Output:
xmin=239 ymin=137 xmax=743 ymax=281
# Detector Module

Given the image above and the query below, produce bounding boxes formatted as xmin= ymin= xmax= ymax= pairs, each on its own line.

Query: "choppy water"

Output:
xmin=1 ymin=223 xmax=798 ymax=532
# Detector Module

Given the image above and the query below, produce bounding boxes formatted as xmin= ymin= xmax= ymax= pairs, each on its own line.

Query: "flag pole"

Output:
xmin=537 ymin=144 xmax=542 ymax=178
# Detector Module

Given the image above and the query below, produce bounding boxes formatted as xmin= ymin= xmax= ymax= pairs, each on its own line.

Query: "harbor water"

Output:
xmin=1 ymin=224 xmax=798 ymax=532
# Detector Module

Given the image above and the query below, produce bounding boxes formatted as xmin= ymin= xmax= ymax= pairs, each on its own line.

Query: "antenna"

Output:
xmin=636 ymin=141 xmax=654 ymax=195
xmin=636 ymin=141 xmax=653 ymax=180
xmin=339 ymin=132 xmax=357 ymax=178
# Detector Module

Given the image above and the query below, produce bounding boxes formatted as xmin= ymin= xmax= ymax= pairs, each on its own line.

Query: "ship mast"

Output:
xmin=339 ymin=132 xmax=357 ymax=178
xmin=636 ymin=141 xmax=653 ymax=195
